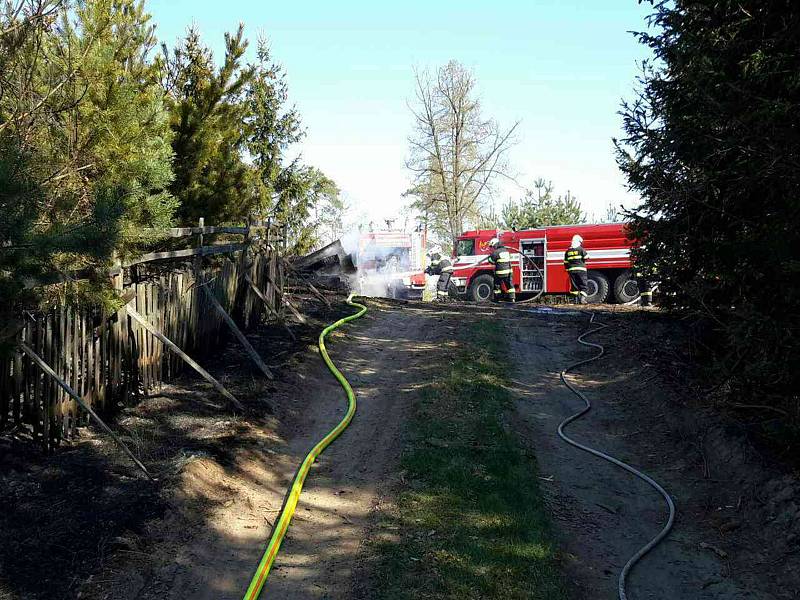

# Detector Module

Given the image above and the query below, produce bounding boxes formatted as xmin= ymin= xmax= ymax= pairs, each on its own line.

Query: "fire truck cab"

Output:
xmin=448 ymin=223 xmax=639 ymax=304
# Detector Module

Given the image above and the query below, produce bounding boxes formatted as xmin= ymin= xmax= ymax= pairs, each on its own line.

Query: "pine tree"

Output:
xmin=500 ymin=179 xmax=585 ymax=230
xmin=66 ymin=0 xmax=177 ymax=255
xmin=162 ymin=25 xmax=254 ymax=225
xmin=273 ymin=165 xmax=338 ymax=254
xmin=246 ymin=38 xmax=304 ymax=219
xmin=1 ymin=0 xmax=175 ymax=319
xmin=616 ymin=1 xmax=800 ymax=422
xmin=245 ymin=37 xmax=339 ymax=252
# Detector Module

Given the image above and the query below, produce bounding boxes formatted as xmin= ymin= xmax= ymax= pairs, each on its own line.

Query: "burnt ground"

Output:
xmin=0 ymin=292 xmax=352 ymax=600
xmin=1 ymin=297 xmax=798 ymax=600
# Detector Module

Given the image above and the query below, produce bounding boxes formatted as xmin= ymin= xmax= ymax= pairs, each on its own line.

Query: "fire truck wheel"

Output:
xmin=467 ymin=274 xmax=494 ymax=303
xmin=613 ymin=271 xmax=640 ymax=304
xmin=586 ymin=271 xmax=610 ymax=304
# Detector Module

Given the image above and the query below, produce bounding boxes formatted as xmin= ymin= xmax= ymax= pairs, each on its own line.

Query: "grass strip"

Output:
xmin=370 ymin=319 xmax=567 ymax=599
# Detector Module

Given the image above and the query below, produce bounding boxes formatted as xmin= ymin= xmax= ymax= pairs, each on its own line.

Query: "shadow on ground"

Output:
xmin=4 ymin=299 xmax=797 ymax=600
xmin=0 ymin=293 xmax=350 ymax=600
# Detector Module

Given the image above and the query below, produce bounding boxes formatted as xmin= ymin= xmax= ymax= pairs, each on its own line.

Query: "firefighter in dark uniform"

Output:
xmin=564 ymin=234 xmax=588 ymax=304
xmin=487 ymin=238 xmax=516 ymax=302
xmin=635 ymin=267 xmax=655 ymax=307
xmin=425 ymin=248 xmax=453 ymax=301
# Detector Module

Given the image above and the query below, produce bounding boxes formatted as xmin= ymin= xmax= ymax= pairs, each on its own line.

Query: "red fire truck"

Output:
xmin=447 ymin=223 xmax=639 ymax=303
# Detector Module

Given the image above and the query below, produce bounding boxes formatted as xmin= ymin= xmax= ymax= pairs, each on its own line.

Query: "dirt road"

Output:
xmin=261 ymin=302 xmax=795 ymax=599
xmin=74 ymin=299 xmax=447 ymax=600
xmin=5 ymin=299 xmax=797 ymax=600
xmin=505 ymin=306 xmax=795 ymax=600
xmin=262 ymin=302 xmax=447 ymax=599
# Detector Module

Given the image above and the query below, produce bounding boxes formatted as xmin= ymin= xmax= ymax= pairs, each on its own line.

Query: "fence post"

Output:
xmin=112 ymin=256 xmax=130 ymax=404
xmin=126 ymin=305 xmax=243 ymax=411
xmin=194 ymin=217 xmax=205 ymax=279
xmin=193 ymin=217 xmax=205 ymax=355
xmin=202 ymin=286 xmax=273 ymax=379
xmin=110 ymin=253 xmax=123 ymax=405
xmin=235 ymin=217 xmax=252 ymax=326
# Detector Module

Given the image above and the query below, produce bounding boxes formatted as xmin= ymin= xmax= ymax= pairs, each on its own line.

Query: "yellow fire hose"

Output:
xmin=242 ymin=293 xmax=368 ymax=600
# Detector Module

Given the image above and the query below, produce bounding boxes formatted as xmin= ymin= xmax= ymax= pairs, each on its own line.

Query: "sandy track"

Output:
xmin=76 ymin=299 xmax=444 ymax=600
xmin=263 ymin=302 xmax=445 ymax=599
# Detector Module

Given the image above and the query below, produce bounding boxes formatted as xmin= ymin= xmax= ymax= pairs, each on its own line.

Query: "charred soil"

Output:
xmin=0 ymin=292 xmax=352 ymax=600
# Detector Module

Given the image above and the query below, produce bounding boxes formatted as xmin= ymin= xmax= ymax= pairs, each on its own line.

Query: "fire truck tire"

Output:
xmin=468 ymin=274 xmax=495 ymax=303
xmin=613 ymin=271 xmax=639 ymax=304
xmin=586 ymin=271 xmax=610 ymax=304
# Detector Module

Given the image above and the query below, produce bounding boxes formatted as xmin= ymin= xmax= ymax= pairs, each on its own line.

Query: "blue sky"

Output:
xmin=148 ymin=0 xmax=654 ymax=225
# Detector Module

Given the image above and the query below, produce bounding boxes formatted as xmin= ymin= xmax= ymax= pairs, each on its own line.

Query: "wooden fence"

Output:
xmin=0 ymin=224 xmax=285 ymax=450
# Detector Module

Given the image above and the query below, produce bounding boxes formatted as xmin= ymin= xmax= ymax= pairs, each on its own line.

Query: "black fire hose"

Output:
xmin=559 ymin=313 xmax=675 ymax=599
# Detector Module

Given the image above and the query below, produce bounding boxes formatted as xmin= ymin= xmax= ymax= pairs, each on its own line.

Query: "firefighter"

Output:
xmin=487 ymin=238 xmax=516 ymax=302
xmin=425 ymin=247 xmax=453 ymax=301
xmin=635 ymin=268 xmax=655 ymax=307
xmin=564 ymin=234 xmax=588 ymax=304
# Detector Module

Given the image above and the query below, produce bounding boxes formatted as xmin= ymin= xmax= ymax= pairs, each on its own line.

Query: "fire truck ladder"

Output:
xmin=559 ymin=313 xmax=675 ymax=600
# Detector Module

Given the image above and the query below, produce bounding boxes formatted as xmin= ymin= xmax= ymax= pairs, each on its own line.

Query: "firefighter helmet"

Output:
xmin=488 ymin=237 xmax=500 ymax=247
xmin=571 ymin=234 xmax=583 ymax=247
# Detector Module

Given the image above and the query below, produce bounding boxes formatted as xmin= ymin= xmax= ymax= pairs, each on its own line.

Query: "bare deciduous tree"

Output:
xmin=406 ymin=60 xmax=518 ymax=244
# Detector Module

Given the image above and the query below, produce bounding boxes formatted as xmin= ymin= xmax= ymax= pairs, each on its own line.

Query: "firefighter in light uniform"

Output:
xmin=425 ymin=248 xmax=454 ymax=301
xmin=564 ymin=234 xmax=589 ymax=304
xmin=487 ymin=238 xmax=516 ymax=303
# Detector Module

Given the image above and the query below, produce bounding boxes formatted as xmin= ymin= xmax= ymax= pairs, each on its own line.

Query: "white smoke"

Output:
xmin=338 ymin=228 xmax=361 ymax=257
xmin=357 ymin=272 xmax=393 ymax=298
xmin=337 ymin=226 xmax=418 ymax=299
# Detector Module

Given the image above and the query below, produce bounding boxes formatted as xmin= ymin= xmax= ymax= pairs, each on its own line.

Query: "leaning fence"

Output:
xmin=0 ymin=222 xmax=286 ymax=450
